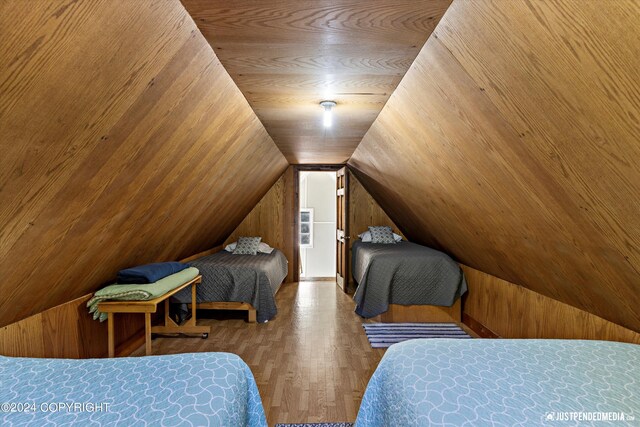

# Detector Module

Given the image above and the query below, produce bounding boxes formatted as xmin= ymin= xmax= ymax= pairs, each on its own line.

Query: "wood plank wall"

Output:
xmin=0 ymin=245 xmax=224 ymax=358
xmin=348 ymin=170 xmax=405 ymax=242
xmin=0 ymin=0 xmax=288 ymax=328
xmin=224 ymin=167 xmax=399 ymax=287
xmin=349 ymin=0 xmax=640 ymax=333
xmin=225 ymin=167 xmax=296 ymax=282
xmin=347 ymin=170 xmax=405 ymax=289
xmin=462 ymin=266 xmax=640 ymax=344
xmin=0 ymin=294 xmax=145 ymax=359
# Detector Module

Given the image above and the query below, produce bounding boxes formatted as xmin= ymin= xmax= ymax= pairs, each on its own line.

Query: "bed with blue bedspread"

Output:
xmin=0 ymin=352 xmax=267 ymax=426
xmin=356 ymin=339 xmax=639 ymax=426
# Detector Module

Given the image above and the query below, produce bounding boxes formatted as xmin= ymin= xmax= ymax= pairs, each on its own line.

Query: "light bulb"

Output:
xmin=323 ymin=107 xmax=332 ymax=128
xmin=320 ymin=101 xmax=336 ymax=128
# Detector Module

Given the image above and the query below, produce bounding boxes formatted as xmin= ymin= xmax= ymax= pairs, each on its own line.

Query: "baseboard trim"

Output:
xmin=300 ymin=277 xmax=335 ymax=282
xmin=462 ymin=313 xmax=499 ymax=338
xmin=115 ymin=330 xmax=145 ymax=357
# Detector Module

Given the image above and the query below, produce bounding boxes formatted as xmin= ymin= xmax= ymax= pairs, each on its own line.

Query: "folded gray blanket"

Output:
xmin=87 ymin=267 xmax=199 ymax=321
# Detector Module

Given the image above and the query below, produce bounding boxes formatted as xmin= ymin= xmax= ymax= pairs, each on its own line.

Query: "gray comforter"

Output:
xmin=352 ymin=241 xmax=467 ymax=318
xmin=173 ymin=249 xmax=288 ymax=322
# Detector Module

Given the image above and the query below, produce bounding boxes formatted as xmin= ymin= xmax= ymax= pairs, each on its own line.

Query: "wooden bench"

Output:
xmin=98 ymin=275 xmax=211 ymax=357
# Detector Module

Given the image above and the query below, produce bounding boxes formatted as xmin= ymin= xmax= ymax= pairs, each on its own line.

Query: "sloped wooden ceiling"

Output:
xmin=181 ymin=0 xmax=452 ymax=164
xmin=0 ymin=0 xmax=287 ymax=327
xmin=349 ymin=0 xmax=640 ymax=332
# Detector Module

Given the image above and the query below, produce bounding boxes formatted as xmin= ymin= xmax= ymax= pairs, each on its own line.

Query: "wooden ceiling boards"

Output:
xmin=182 ymin=0 xmax=452 ymax=163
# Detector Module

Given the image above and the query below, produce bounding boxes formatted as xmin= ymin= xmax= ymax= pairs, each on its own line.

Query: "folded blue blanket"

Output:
xmin=117 ymin=262 xmax=190 ymax=284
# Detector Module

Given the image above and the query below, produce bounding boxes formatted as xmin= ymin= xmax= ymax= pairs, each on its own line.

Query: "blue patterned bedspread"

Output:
xmin=0 ymin=352 xmax=267 ymax=427
xmin=356 ymin=339 xmax=640 ymax=426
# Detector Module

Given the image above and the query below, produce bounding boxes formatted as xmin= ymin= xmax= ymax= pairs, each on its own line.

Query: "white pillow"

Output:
xmin=225 ymin=241 xmax=274 ymax=253
xmin=358 ymin=230 xmax=402 ymax=242
xmin=258 ymin=242 xmax=274 ymax=254
xmin=359 ymin=231 xmax=372 ymax=242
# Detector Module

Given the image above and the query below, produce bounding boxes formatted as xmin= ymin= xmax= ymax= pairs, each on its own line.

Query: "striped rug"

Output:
xmin=363 ymin=323 xmax=472 ymax=348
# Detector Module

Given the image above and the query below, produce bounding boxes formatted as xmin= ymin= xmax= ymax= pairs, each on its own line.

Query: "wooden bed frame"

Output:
xmin=372 ymin=299 xmax=461 ymax=323
xmin=181 ymin=246 xmax=285 ymax=323
xmin=193 ymin=302 xmax=258 ymax=322
xmin=188 ymin=281 xmax=284 ymax=323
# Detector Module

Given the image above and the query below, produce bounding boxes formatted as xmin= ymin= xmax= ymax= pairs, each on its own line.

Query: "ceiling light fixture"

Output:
xmin=320 ymin=100 xmax=337 ymax=128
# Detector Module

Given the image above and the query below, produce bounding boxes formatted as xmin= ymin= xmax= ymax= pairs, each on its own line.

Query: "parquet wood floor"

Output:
xmin=133 ymin=281 xmax=383 ymax=425
xmin=133 ymin=281 xmax=476 ymax=425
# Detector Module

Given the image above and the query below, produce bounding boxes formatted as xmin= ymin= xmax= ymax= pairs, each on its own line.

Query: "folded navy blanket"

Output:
xmin=117 ymin=262 xmax=190 ymax=284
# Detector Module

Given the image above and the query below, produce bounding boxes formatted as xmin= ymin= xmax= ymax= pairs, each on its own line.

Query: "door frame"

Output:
xmin=293 ymin=164 xmax=344 ymax=283
xmin=335 ymin=166 xmax=350 ymax=292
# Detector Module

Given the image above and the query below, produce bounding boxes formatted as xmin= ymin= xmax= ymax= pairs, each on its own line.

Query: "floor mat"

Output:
xmin=363 ymin=322 xmax=471 ymax=348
